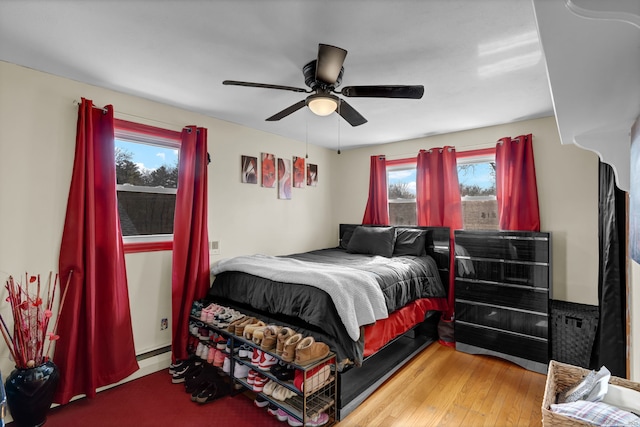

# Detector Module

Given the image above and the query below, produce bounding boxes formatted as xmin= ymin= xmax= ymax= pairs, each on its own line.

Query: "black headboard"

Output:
xmin=338 ymin=224 xmax=451 ymax=295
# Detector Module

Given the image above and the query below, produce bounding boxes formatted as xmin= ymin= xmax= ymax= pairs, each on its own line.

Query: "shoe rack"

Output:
xmin=189 ymin=313 xmax=337 ymax=426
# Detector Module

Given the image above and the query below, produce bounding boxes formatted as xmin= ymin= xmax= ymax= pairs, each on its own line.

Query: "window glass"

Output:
xmin=114 ymin=123 xmax=180 ymax=241
xmin=457 ymin=156 xmax=498 ymax=230
xmin=388 ymin=165 xmax=416 ymax=226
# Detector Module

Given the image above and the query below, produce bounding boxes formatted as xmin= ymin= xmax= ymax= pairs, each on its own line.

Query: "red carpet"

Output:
xmin=27 ymin=371 xmax=284 ymax=427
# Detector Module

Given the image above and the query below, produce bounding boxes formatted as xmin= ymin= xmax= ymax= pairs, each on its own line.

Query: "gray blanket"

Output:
xmin=211 ymin=254 xmax=388 ymax=340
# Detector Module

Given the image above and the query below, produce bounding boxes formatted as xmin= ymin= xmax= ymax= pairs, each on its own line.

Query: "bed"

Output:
xmin=206 ymin=224 xmax=451 ymax=419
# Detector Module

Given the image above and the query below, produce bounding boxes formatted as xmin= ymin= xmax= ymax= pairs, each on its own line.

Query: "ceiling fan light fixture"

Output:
xmin=307 ymin=94 xmax=338 ymax=116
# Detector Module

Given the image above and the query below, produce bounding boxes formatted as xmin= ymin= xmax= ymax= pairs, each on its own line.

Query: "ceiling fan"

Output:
xmin=223 ymin=43 xmax=424 ymax=127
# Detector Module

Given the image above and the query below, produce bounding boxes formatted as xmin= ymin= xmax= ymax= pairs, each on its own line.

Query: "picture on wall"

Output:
xmin=307 ymin=163 xmax=318 ymax=187
xmin=261 ymin=152 xmax=276 ymax=188
xmin=293 ymin=156 xmax=305 ymax=188
xmin=241 ymin=155 xmax=257 ymax=184
xmin=278 ymin=157 xmax=292 ymax=200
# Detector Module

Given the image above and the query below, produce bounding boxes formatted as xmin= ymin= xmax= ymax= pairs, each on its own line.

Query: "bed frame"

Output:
xmin=207 ymin=224 xmax=451 ymax=420
xmin=336 ymin=224 xmax=450 ymax=419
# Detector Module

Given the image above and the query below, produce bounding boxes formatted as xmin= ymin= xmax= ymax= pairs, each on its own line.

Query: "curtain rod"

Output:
xmin=72 ymin=100 xmax=185 ymax=130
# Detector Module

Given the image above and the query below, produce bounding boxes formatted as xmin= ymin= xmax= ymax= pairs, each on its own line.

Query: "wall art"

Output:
xmin=261 ymin=152 xmax=276 ymax=188
xmin=293 ymin=156 xmax=305 ymax=188
xmin=307 ymin=163 xmax=318 ymax=187
xmin=241 ymin=155 xmax=257 ymax=184
xmin=278 ymin=157 xmax=292 ymax=200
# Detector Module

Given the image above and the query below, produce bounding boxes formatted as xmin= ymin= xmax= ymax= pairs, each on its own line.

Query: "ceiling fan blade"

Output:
xmin=315 ymin=44 xmax=347 ymax=85
xmin=223 ymin=80 xmax=309 ymax=93
xmin=340 ymin=85 xmax=424 ymax=99
xmin=337 ymin=99 xmax=367 ymax=127
xmin=265 ymin=100 xmax=307 ymax=121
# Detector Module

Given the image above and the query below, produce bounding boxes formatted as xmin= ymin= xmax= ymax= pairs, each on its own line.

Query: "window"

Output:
xmin=114 ymin=119 xmax=181 ymax=252
xmin=457 ymin=150 xmax=498 ymax=230
xmin=386 ymin=148 xmax=497 ymax=230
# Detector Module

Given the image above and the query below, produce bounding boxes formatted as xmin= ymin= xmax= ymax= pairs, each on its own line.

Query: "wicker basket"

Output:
xmin=542 ymin=360 xmax=640 ymax=426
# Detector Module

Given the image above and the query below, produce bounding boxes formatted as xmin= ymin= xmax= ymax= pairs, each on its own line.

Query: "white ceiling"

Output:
xmin=0 ymin=0 xmax=555 ymax=151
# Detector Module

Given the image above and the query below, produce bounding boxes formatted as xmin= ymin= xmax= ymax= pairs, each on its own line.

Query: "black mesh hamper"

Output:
xmin=550 ymin=300 xmax=599 ymax=368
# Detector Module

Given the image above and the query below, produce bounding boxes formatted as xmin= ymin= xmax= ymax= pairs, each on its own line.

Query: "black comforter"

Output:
xmin=207 ymin=248 xmax=445 ymax=365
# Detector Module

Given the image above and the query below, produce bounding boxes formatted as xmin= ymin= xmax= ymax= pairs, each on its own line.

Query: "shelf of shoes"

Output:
xmin=189 ymin=301 xmax=337 ymax=426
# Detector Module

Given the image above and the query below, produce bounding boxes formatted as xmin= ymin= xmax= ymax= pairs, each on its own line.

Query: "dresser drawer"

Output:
xmin=454 ymin=231 xmax=550 ymax=263
xmin=456 ymin=259 xmax=549 ymax=288
xmin=456 ymin=280 xmax=549 ymax=313
xmin=455 ymin=322 xmax=549 ymax=364
xmin=456 ymin=301 xmax=548 ymax=338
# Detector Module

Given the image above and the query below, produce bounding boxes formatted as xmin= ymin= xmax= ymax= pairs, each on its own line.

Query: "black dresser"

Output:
xmin=454 ymin=230 xmax=551 ymax=374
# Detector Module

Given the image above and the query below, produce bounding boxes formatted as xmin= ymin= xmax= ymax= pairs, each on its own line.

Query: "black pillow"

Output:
xmin=346 ymin=226 xmax=396 ymax=257
xmin=339 ymin=228 xmax=355 ymax=249
xmin=393 ymin=228 xmax=428 ymax=256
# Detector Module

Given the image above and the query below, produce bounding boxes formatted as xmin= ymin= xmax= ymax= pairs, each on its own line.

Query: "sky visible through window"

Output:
xmin=115 ymin=139 xmax=179 ymax=174
xmin=388 ymin=162 xmax=495 ymax=196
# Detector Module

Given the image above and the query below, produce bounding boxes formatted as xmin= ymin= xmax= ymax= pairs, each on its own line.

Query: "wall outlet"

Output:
xmin=160 ymin=318 xmax=168 ymax=330
xmin=209 ymin=240 xmax=220 ymax=255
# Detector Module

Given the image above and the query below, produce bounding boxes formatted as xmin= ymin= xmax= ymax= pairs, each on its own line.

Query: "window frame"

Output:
xmin=114 ymin=119 xmax=181 ymax=253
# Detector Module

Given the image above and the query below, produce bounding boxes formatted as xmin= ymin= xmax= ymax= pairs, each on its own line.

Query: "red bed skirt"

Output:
xmin=363 ymin=297 xmax=448 ymax=357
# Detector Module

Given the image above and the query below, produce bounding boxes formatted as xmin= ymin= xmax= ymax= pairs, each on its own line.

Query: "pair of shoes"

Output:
xmin=251 ymin=324 xmax=270 ymax=345
xmin=172 ymin=360 xmax=202 ymax=383
xmin=169 ymin=358 xmax=190 ymax=375
xmin=247 ymin=369 xmax=259 ymax=385
xmin=213 ymin=349 xmax=225 ymax=367
xmin=293 ymin=362 xmax=331 ymax=394
xmin=194 ymin=382 xmax=226 ymax=404
xmin=262 ymin=380 xmax=279 ymax=396
xmin=238 ymin=344 xmax=252 ymax=358
xmin=235 ymin=317 xmax=258 ymax=336
xmin=271 ymin=384 xmax=296 ymax=401
xmin=251 ymin=348 xmax=263 ymax=364
xmin=243 ymin=321 xmax=267 ymax=340
xmin=261 ymin=325 xmax=283 ymax=351
xmin=271 ymin=361 xmax=295 ymax=381
xmin=225 ymin=315 xmax=248 ymax=333
xmin=287 ymin=412 xmax=330 ymax=427
xmin=267 ymin=404 xmax=280 ymax=417
xmin=258 ymin=353 xmax=278 ymax=371
xmin=282 ymin=335 xmax=330 ymax=366
xmin=276 ymin=327 xmax=296 ymax=356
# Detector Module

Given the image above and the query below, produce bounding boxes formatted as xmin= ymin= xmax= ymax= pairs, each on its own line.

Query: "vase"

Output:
xmin=4 ymin=361 xmax=60 ymax=427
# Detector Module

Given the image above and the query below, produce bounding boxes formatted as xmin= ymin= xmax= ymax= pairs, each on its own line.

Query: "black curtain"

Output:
xmin=592 ymin=161 xmax=627 ymax=377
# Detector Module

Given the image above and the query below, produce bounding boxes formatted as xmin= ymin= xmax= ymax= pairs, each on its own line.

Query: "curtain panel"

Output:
xmin=415 ymin=146 xmax=462 ymax=322
xmin=171 ymin=126 xmax=210 ymax=362
xmin=56 ymin=98 xmax=139 ymax=404
xmin=362 ymin=155 xmax=389 ymax=225
xmin=495 ymin=134 xmax=540 ymax=231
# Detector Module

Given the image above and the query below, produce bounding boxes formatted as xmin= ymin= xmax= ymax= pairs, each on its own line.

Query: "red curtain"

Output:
xmin=172 ymin=126 xmax=210 ymax=362
xmin=495 ymin=134 xmax=540 ymax=231
xmin=56 ymin=98 xmax=139 ymax=404
xmin=416 ymin=147 xmax=462 ymax=321
xmin=362 ymin=155 xmax=389 ymax=225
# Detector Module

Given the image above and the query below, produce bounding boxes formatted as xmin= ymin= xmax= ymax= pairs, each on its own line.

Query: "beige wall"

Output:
xmin=331 ymin=116 xmax=600 ymax=305
xmin=0 ymin=61 xmax=336 ymax=384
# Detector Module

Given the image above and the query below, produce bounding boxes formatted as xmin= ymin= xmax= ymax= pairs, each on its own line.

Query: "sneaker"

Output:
xmin=276 ymin=409 xmax=289 ymax=422
xmin=254 ymin=395 xmax=269 ymax=408
xmin=195 ymin=382 xmax=225 ymax=404
xmin=267 ymin=404 xmax=279 ymax=416
xmin=251 ymin=348 xmax=263 ymax=365
xmin=169 ymin=359 xmax=189 ymax=375
xmin=234 ymin=362 xmax=250 ymax=379
xmin=200 ymin=345 xmax=210 ymax=361
xmin=263 ymin=380 xmax=278 ymax=396
xmin=247 ymin=369 xmax=257 ymax=385
xmin=258 ymin=353 xmax=278 ymax=371
xmin=238 ymin=345 xmax=252 ymax=359
xmin=207 ymin=348 xmax=217 ymax=365
xmin=253 ymin=375 xmax=268 ymax=392
xmin=222 ymin=356 xmax=231 ymax=374
xmin=291 ymin=412 xmax=329 ymax=426
xmin=195 ymin=342 xmax=205 ymax=358
xmin=213 ymin=349 xmax=225 ymax=367
xmin=172 ymin=361 xmax=202 ymax=384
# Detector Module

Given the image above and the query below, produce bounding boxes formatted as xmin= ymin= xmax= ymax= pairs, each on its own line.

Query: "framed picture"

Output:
xmin=261 ymin=152 xmax=276 ymax=188
xmin=307 ymin=163 xmax=318 ymax=186
xmin=293 ymin=156 xmax=305 ymax=188
xmin=241 ymin=155 xmax=257 ymax=184
xmin=278 ymin=157 xmax=291 ymax=200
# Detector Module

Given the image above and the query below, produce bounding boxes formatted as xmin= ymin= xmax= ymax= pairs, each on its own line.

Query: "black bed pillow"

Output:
xmin=393 ymin=228 xmax=428 ymax=256
xmin=346 ymin=226 xmax=397 ymax=257
xmin=339 ymin=227 xmax=354 ymax=249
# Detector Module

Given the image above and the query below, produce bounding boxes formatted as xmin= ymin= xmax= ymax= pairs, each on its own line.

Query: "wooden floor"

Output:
xmin=337 ymin=343 xmax=547 ymax=427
